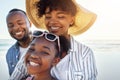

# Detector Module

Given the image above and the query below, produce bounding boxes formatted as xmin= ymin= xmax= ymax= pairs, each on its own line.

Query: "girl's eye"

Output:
xmin=40 ymin=51 xmax=49 ymax=55
xmin=28 ymin=48 xmax=34 ymax=52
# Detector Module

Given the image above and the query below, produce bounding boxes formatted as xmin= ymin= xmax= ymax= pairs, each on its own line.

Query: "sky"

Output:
xmin=1 ymin=0 xmax=120 ymax=40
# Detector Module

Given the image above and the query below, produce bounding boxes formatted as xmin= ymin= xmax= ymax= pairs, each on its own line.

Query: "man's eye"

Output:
xmin=8 ymin=24 xmax=14 ymax=28
xmin=18 ymin=22 xmax=24 ymax=25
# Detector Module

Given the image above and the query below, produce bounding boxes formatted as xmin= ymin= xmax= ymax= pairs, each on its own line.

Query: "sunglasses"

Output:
xmin=32 ymin=30 xmax=60 ymax=53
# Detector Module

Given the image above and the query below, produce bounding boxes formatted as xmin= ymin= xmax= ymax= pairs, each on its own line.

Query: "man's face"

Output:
xmin=6 ymin=11 xmax=31 ymax=41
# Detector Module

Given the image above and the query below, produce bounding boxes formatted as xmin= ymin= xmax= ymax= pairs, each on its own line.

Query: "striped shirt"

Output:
xmin=9 ymin=36 xmax=97 ymax=80
xmin=51 ymin=37 xmax=97 ymax=80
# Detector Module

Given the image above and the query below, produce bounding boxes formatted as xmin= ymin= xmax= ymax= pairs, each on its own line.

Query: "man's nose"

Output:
xmin=13 ymin=24 xmax=20 ymax=30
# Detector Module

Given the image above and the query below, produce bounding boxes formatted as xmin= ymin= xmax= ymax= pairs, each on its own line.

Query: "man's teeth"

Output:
xmin=16 ymin=31 xmax=22 ymax=35
xmin=51 ymin=27 xmax=59 ymax=30
xmin=30 ymin=61 xmax=39 ymax=66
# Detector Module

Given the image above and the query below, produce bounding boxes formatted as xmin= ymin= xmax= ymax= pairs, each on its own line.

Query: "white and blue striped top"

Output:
xmin=51 ymin=36 xmax=97 ymax=80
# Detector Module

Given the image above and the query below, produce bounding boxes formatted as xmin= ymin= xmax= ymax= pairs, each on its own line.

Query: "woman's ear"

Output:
xmin=52 ymin=58 xmax=60 ymax=66
xmin=70 ymin=16 xmax=75 ymax=26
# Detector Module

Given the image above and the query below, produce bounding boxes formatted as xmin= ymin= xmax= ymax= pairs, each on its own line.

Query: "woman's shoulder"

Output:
xmin=71 ymin=36 xmax=91 ymax=49
xmin=71 ymin=37 xmax=93 ymax=57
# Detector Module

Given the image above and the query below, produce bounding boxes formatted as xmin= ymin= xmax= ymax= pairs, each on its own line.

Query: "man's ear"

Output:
xmin=52 ymin=58 xmax=60 ymax=66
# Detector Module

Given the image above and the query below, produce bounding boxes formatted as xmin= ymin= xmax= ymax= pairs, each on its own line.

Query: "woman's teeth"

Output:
xmin=51 ymin=27 xmax=59 ymax=30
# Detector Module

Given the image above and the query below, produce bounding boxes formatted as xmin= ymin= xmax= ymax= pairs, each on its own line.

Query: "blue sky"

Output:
xmin=1 ymin=0 xmax=120 ymax=40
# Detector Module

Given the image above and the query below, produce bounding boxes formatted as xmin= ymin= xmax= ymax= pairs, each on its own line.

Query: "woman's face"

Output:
xmin=25 ymin=37 xmax=59 ymax=75
xmin=45 ymin=8 xmax=74 ymax=37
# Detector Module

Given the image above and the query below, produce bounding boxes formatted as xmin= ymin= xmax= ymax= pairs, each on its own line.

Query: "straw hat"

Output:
xmin=26 ymin=0 xmax=97 ymax=35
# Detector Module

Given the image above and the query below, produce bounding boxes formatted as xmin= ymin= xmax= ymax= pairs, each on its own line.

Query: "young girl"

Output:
xmin=25 ymin=31 xmax=69 ymax=80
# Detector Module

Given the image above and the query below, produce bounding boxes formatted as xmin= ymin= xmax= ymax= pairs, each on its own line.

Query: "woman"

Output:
xmin=25 ymin=31 xmax=70 ymax=80
xmin=26 ymin=0 xmax=97 ymax=80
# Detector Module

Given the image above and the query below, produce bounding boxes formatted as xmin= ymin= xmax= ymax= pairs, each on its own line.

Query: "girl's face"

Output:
xmin=25 ymin=37 xmax=59 ymax=75
xmin=45 ymin=8 xmax=74 ymax=37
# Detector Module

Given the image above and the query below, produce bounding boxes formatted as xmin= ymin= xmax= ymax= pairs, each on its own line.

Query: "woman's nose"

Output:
xmin=49 ymin=18 xmax=58 ymax=24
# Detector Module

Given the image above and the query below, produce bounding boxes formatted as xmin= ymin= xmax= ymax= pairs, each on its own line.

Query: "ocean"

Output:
xmin=0 ymin=39 xmax=120 ymax=80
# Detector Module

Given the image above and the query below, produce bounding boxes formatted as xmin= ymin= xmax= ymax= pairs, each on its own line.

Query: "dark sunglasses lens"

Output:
xmin=46 ymin=34 xmax=56 ymax=40
xmin=33 ymin=31 xmax=43 ymax=36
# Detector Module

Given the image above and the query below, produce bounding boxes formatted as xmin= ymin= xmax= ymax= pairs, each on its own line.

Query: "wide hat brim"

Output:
xmin=26 ymin=0 xmax=97 ymax=35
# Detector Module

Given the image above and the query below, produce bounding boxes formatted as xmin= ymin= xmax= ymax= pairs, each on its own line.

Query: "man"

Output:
xmin=6 ymin=8 xmax=32 ymax=75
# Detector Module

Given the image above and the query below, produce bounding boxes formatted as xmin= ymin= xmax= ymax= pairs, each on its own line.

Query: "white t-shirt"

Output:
xmin=19 ymin=47 xmax=28 ymax=59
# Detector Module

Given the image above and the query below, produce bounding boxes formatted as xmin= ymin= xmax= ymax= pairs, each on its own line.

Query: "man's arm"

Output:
xmin=9 ymin=53 xmax=28 ymax=80
xmin=6 ymin=51 xmax=11 ymax=76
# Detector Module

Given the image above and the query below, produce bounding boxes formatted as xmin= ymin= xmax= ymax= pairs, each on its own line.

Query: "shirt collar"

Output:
xmin=14 ymin=41 xmax=20 ymax=50
xmin=69 ymin=36 xmax=75 ymax=52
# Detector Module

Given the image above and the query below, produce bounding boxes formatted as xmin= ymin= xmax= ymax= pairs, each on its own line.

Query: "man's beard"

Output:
xmin=16 ymin=35 xmax=29 ymax=42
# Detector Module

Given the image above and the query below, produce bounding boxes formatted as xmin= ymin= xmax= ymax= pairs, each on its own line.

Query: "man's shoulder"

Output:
xmin=9 ymin=41 xmax=19 ymax=49
xmin=6 ymin=42 xmax=19 ymax=54
xmin=8 ymin=44 xmax=16 ymax=51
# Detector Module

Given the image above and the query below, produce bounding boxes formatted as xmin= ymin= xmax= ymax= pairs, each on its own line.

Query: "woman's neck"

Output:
xmin=63 ymin=34 xmax=70 ymax=41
